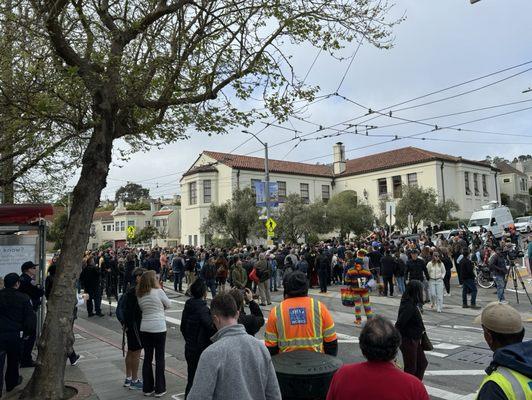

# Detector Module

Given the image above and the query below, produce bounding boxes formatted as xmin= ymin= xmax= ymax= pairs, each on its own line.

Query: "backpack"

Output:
xmin=116 ymin=293 xmax=127 ymax=325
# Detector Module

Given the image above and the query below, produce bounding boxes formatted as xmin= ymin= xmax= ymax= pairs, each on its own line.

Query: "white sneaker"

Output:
xmin=155 ymin=391 xmax=167 ymax=398
xmin=499 ymin=300 xmax=508 ymax=305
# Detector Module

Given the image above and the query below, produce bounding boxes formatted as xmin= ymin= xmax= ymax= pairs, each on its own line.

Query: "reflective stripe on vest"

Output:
xmin=477 ymin=367 xmax=531 ymax=400
xmin=274 ymin=298 xmax=324 ymax=352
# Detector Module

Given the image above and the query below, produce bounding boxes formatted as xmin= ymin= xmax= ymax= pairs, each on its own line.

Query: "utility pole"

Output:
xmin=242 ymin=130 xmax=271 ymax=240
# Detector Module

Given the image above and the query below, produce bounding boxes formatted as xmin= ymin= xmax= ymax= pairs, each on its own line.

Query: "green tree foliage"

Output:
xmin=130 ymin=225 xmax=159 ymax=245
xmin=125 ymin=201 xmax=150 ymax=210
xmin=47 ymin=212 xmax=68 ymax=250
xmin=201 ymin=188 xmax=258 ymax=244
xmin=115 ymin=183 xmax=149 ymax=203
xmin=395 ymin=185 xmax=460 ymax=232
xmin=327 ymin=190 xmax=374 ymax=238
xmin=275 ymin=194 xmax=331 ymax=243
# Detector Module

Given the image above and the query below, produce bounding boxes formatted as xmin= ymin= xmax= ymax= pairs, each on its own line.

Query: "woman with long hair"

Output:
xmin=395 ymin=280 xmax=428 ymax=380
xmin=426 ymin=252 xmax=446 ymax=313
xmin=136 ymin=270 xmax=171 ymax=397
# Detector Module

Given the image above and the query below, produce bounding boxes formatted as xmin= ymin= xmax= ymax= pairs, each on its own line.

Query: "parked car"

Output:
xmin=514 ymin=216 xmax=532 ymax=233
xmin=434 ymin=229 xmax=460 ymax=241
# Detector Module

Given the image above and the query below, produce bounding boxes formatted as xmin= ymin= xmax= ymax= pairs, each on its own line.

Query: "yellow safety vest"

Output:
xmin=477 ymin=367 xmax=531 ymax=400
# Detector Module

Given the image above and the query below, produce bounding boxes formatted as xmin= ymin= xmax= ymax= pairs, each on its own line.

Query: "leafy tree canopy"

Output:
xmin=115 ymin=183 xmax=149 ymax=203
xmin=201 ymin=188 xmax=259 ymax=244
xmin=125 ymin=201 xmax=150 ymax=210
xmin=327 ymin=190 xmax=374 ymax=238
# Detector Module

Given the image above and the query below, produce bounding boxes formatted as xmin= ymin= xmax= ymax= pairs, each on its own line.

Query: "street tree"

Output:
xmin=327 ymin=190 xmax=374 ymax=238
xmin=115 ymin=182 xmax=150 ymax=203
xmin=201 ymin=188 xmax=258 ymax=244
xmin=131 ymin=225 xmax=160 ymax=245
xmin=17 ymin=1 xmax=398 ymax=398
xmin=395 ymin=185 xmax=459 ymax=232
xmin=275 ymin=194 xmax=306 ymax=243
xmin=47 ymin=212 xmax=69 ymax=250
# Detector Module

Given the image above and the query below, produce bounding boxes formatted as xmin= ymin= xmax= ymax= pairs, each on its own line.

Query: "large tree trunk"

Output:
xmin=20 ymin=111 xmax=115 ymax=400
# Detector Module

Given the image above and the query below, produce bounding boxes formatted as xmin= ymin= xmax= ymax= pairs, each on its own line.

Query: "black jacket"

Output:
xmin=395 ymin=258 xmax=406 ymax=277
xmin=123 ymin=285 xmax=142 ymax=329
xmin=18 ymin=273 xmax=44 ymax=311
xmin=180 ymin=298 xmax=216 ymax=353
xmin=406 ymin=258 xmax=429 ymax=282
xmin=460 ymin=258 xmax=476 ymax=280
xmin=367 ymin=251 xmax=382 ymax=271
xmin=79 ymin=264 xmax=101 ymax=291
xmin=238 ymin=300 xmax=264 ymax=336
xmin=0 ymin=288 xmax=36 ymax=337
xmin=316 ymin=254 xmax=330 ymax=272
xmin=380 ymin=255 xmax=396 ymax=278
xmin=395 ymin=299 xmax=424 ymax=340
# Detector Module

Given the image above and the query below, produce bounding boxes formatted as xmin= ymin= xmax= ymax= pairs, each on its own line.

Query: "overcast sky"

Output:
xmin=92 ymin=0 xmax=532 ymax=201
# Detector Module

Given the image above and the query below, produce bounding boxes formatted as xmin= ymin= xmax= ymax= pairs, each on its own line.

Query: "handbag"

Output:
xmin=249 ymin=268 xmax=260 ymax=284
xmin=421 ymin=331 xmax=433 ymax=351
xmin=340 ymin=288 xmax=355 ymax=307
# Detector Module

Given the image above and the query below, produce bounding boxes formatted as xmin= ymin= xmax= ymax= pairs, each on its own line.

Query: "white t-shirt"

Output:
xmin=138 ymin=288 xmax=171 ymax=333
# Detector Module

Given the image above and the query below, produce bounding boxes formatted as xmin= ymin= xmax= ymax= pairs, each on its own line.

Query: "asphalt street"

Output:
xmin=72 ymin=269 xmax=532 ymax=400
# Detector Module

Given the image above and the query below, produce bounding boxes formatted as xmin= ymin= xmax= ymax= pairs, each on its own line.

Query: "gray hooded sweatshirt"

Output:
xmin=187 ymin=324 xmax=281 ymax=400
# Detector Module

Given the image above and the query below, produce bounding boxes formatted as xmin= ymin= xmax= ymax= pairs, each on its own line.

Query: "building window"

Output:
xmin=203 ymin=180 xmax=211 ymax=203
xmin=300 ymin=183 xmax=310 ymax=202
xmin=251 ymin=179 xmax=261 ymax=196
xmin=503 ymin=178 xmax=511 ymax=183
xmin=145 ymin=221 xmax=151 ymax=226
xmin=277 ymin=181 xmax=287 ymax=203
xmin=322 ymin=185 xmax=330 ymax=203
xmin=473 ymin=173 xmax=479 ymax=196
xmin=193 ymin=235 xmax=198 ymax=246
xmin=189 ymin=182 xmax=197 ymax=205
xmin=127 ymin=220 xmax=135 ymax=226
xmin=115 ymin=221 xmax=120 ymax=231
xmin=162 ymin=219 xmax=167 ymax=227
xmin=520 ymin=178 xmax=527 ymax=191
xmin=464 ymin=172 xmax=471 ymax=195
xmin=378 ymin=178 xmax=387 ymax=196
xmin=102 ymin=225 xmax=106 ymax=232
xmin=155 ymin=220 xmax=161 ymax=227
xmin=482 ymin=174 xmax=488 ymax=197
xmin=188 ymin=235 xmax=192 ymax=245
xmin=109 ymin=224 xmax=114 ymax=231
xmin=407 ymin=173 xmax=418 ymax=187
xmin=120 ymin=221 xmax=125 ymax=231
xmin=392 ymin=175 xmax=402 ymax=198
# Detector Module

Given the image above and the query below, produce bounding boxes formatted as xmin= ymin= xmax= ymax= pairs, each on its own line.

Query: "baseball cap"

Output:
xmin=474 ymin=302 xmax=523 ymax=334
xmin=21 ymin=261 xmax=38 ymax=272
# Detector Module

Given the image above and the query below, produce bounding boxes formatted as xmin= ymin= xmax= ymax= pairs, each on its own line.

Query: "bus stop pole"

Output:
xmin=37 ymin=218 xmax=46 ymax=337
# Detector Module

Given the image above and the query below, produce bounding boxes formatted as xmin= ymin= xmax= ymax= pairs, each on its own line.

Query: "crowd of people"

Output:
xmin=0 ymin=225 xmax=531 ymax=398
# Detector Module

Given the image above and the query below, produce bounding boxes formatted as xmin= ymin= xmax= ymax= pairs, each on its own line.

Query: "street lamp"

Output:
xmin=241 ymin=130 xmax=271 ymax=240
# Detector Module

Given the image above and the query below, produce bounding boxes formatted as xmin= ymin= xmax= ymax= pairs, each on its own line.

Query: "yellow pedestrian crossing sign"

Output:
xmin=265 ymin=218 xmax=277 ymax=234
xmin=127 ymin=225 xmax=136 ymax=239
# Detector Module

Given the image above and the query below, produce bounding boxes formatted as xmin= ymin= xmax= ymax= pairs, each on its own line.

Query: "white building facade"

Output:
xmin=180 ymin=145 xmax=500 ymax=245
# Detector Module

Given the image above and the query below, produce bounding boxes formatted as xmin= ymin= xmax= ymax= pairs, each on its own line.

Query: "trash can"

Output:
xmin=272 ymin=350 xmax=343 ymax=400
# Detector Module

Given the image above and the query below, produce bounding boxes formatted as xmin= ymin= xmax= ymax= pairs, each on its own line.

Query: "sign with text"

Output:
xmin=254 ymin=181 xmax=279 ymax=207
xmin=0 ymin=244 xmax=37 ymax=278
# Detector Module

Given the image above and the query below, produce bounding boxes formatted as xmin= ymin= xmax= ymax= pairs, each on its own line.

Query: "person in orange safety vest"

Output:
xmin=264 ymin=271 xmax=338 ymax=356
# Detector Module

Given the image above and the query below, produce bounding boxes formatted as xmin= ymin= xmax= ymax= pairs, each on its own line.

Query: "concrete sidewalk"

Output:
xmin=3 ymin=316 xmax=188 ymax=400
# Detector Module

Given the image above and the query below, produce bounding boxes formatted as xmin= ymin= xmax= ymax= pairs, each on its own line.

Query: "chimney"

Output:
xmin=333 ymin=142 xmax=346 ymax=175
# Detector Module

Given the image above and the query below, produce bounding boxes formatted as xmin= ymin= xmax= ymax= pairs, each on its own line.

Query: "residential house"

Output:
xmin=497 ymin=162 xmax=530 ymax=212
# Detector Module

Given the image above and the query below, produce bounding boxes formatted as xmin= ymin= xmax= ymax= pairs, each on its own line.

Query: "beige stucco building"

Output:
xmin=497 ymin=162 xmax=530 ymax=211
xmin=180 ymin=144 xmax=500 ymax=245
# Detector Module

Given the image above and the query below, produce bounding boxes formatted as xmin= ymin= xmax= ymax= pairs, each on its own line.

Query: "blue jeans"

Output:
xmin=494 ymin=275 xmax=505 ymax=302
xmin=173 ymin=271 xmax=183 ymax=291
xmin=462 ymin=279 xmax=477 ymax=306
xmin=270 ymin=269 xmax=278 ymax=291
xmin=396 ymin=276 xmax=406 ymax=294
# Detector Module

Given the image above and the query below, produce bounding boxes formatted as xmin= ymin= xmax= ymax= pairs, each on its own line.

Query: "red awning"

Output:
xmin=0 ymin=204 xmax=54 ymax=225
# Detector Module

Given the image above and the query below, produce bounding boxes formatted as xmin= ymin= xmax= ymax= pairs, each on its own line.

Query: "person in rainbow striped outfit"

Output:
xmin=343 ymin=250 xmax=375 ymax=327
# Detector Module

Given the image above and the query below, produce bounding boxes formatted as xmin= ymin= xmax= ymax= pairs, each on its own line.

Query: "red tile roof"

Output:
xmin=203 ymin=151 xmax=333 ymax=177
xmin=93 ymin=211 xmax=113 ymax=220
xmin=153 ymin=210 xmax=173 ymax=217
xmin=340 ymin=147 xmax=494 ymax=177
xmin=496 ymin=162 xmax=526 ymax=176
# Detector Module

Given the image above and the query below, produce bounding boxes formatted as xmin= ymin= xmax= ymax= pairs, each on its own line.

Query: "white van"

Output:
xmin=467 ymin=202 xmax=514 ymax=238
